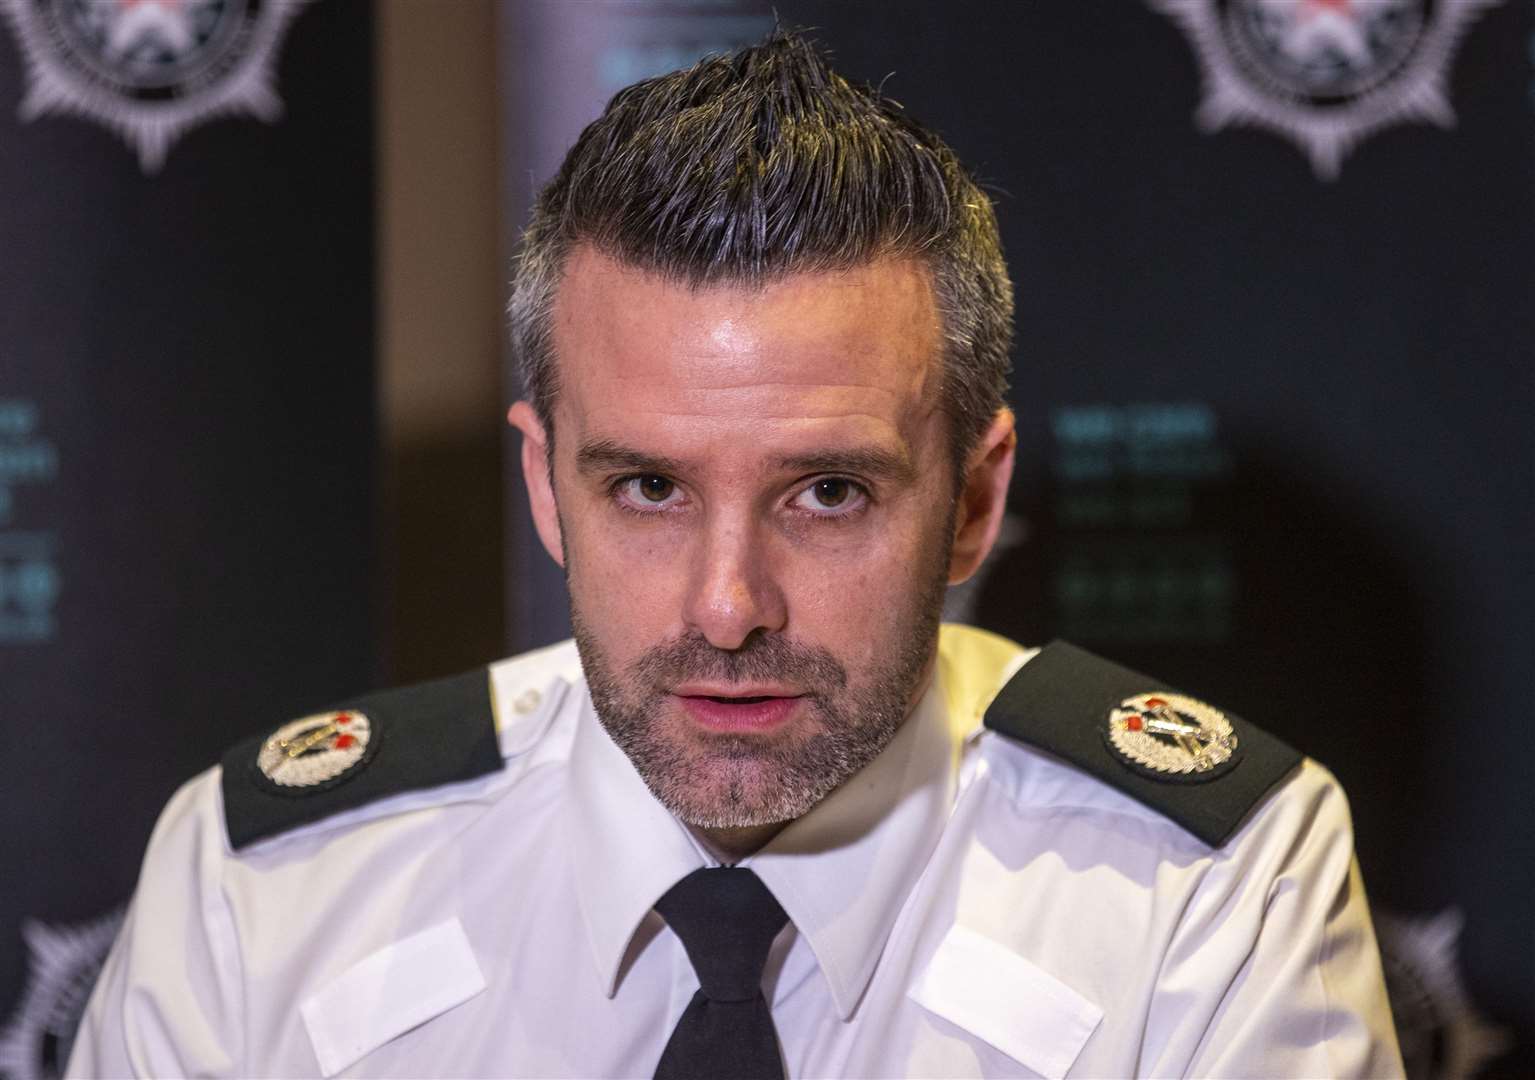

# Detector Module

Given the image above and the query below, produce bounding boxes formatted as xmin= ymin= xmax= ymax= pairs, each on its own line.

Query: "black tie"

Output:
xmin=652 ymin=867 xmax=789 ymax=1080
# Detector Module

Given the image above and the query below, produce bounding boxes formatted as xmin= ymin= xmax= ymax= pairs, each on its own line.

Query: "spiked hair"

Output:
xmin=508 ymin=30 xmax=1013 ymax=467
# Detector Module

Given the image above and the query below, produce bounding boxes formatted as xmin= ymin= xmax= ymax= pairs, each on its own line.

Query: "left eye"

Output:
xmin=791 ymin=477 xmax=867 ymax=515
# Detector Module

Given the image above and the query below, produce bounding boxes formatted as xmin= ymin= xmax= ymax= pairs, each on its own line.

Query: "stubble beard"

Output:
xmin=570 ymin=544 xmax=951 ymax=831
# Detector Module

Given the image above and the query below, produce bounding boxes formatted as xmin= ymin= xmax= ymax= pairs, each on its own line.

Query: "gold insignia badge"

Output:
xmin=1106 ymin=693 xmax=1237 ymax=778
xmin=256 ymin=710 xmax=372 ymax=788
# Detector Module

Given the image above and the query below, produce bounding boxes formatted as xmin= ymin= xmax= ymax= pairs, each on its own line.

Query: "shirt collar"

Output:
xmin=564 ymin=689 xmax=708 ymax=998
xmin=744 ymin=668 xmax=960 ymax=1019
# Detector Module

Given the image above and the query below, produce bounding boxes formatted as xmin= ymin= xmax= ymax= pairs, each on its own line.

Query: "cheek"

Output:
xmin=776 ymin=515 xmax=941 ymax=652
xmin=563 ymin=510 xmax=692 ymax=646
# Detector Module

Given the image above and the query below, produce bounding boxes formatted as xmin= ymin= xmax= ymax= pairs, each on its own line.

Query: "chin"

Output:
xmin=651 ymin=743 xmax=824 ymax=830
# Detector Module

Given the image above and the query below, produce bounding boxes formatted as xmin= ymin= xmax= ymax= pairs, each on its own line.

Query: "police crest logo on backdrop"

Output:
xmin=0 ymin=0 xmax=311 ymax=172
xmin=1373 ymin=908 xmax=1513 ymax=1080
xmin=1153 ymin=0 xmax=1499 ymax=178
xmin=0 ymin=910 xmax=124 ymax=1080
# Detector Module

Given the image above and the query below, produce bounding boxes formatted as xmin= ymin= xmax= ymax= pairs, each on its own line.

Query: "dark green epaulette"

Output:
xmin=983 ymin=641 xmax=1302 ymax=847
xmin=220 ymin=669 xmax=504 ymax=850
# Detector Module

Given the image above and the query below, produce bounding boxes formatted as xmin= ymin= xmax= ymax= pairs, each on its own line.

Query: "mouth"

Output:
xmin=670 ymin=689 xmax=807 ymax=733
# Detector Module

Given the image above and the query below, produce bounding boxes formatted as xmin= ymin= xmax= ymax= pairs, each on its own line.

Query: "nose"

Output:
xmin=681 ymin=510 xmax=787 ymax=651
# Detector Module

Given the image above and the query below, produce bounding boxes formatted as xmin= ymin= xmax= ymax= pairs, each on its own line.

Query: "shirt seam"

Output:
xmin=211 ymin=772 xmax=250 ymax=1076
xmin=977 ymin=740 xmax=1219 ymax=854
xmin=1315 ymin=881 xmax=1341 ymax=1077
xmin=986 ymin=794 xmax=1214 ymax=858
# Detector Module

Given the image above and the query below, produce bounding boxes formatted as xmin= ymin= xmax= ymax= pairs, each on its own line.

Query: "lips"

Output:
xmin=672 ymin=690 xmax=805 ymax=733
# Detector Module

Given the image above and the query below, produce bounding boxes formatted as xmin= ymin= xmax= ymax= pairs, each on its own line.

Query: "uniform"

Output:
xmin=68 ymin=625 xmax=1403 ymax=1078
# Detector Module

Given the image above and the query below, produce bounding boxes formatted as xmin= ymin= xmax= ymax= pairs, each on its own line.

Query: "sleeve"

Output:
xmin=66 ymin=768 xmax=245 ymax=1079
xmin=1141 ymin=761 xmax=1404 ymax=1079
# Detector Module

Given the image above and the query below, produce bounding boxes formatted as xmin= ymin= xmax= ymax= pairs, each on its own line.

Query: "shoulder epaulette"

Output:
xmin=220 ymin=668 xmax=503 ymax=850
xmin=983 ymin=641 xmax=1301 ymax=847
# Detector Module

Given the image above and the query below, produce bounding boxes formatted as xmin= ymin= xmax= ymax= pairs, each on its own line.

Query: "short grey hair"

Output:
xmin=508 ymin=30 xmax=1013 ymax=468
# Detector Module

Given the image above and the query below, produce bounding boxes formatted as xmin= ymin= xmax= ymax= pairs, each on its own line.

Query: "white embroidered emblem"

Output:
xmin=257 ymin=709 xmax=372 ymax=789
xmin=1374 ymin=907 xmax=1513 ymax=1079
xmin=1152 ymin=0 xmax=1498 ymax=179
xmin=0 ymin=907 xmax=126 ymax=1080
xmin=1107 ymin=692 xmax=1237 ymax=776
xmin=0 ymin=0 xmax=312 ymax=173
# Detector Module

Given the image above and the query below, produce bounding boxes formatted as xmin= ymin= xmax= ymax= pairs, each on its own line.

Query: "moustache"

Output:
xmin=632 ymin=631 xmax=848 ymax=694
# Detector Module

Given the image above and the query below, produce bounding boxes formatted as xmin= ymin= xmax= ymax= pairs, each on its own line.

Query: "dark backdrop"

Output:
xmin=0 ymin=1 xmax=1527 ymax=1077
xmin=0 ymin=0 xmax=377 ymax=1053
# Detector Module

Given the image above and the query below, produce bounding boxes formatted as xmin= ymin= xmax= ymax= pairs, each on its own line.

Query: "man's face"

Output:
xmin=514 ymin=247 xmax=999 ymax=830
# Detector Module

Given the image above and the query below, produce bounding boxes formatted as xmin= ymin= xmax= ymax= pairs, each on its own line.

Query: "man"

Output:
xmin=70 ymin=31 xmax=1402 ymax=1079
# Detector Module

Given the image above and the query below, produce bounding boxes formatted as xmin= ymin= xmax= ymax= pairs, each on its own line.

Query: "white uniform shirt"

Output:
xmin=70 ymin=626 xmax=1403 ymax=1078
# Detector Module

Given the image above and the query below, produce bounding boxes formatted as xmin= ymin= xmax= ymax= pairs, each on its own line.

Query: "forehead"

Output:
xmin=548 ymin=246 xmax=944 ymax=449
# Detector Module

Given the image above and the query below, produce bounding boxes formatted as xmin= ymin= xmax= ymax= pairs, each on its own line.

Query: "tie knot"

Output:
xmin=655 ymin=868 xmax=788 ymax=1003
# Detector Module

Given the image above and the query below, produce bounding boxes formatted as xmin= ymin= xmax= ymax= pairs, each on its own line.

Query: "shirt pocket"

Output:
xmin=299 ymin=917 xmax=487 ymax=1077
xmin=908 ymin=924 xmax=1102 ymax=1079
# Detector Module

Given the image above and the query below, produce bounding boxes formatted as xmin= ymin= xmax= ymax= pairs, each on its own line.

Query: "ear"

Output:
xmin=949 ymin=408 xmax=1016 ymax=585
xmin=507 ymin=401 xmax=565 ymax=568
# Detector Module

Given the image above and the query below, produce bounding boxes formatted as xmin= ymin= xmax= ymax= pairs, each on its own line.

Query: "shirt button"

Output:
xmin=513 ymin=689 xmax=542 ymax=715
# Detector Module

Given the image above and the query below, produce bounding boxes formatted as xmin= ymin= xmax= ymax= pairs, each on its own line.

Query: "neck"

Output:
xmin=690 ymin=821 xmax=790 ymax=864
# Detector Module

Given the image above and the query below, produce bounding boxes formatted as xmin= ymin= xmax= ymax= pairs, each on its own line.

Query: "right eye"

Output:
xmin=614 ymin=475 xmax=683 ymax=512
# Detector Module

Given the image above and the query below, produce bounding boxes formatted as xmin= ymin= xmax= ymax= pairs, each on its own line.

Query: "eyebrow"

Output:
xmin=574 ymin=437 xmax=916 ymax=484
xmin=574 ymin=439 xmax=686 ymax=477
xmin=770 ymin=447 xmax=917 ymax=483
